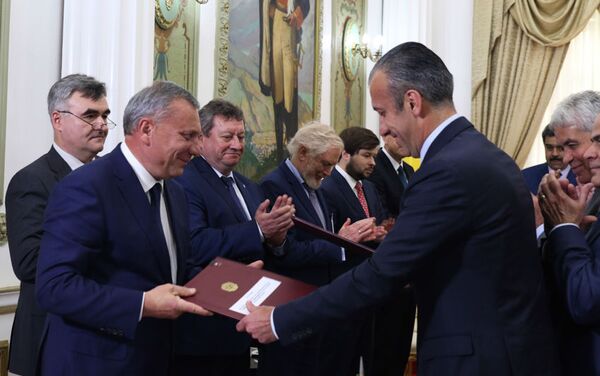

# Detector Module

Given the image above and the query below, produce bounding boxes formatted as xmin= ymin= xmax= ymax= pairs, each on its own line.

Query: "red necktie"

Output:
xmin=355 ymin=181 xmax=370 ymax=217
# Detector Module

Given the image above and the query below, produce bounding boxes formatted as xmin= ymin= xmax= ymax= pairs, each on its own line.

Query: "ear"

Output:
xmin=138 ymin=118 xmax=155 ymax=146
xmin=341 ymin=150 xmax=351 ymax=162
xmin=297 ymin=145 xmax=308 ymax=161
xmin=50 ymin=111 xmax=62 ymax=132
xmin=404 ymin=90 xmax=423 ymax=116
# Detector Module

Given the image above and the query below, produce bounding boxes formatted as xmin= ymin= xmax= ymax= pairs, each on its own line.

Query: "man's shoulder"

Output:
xmin=7 ymin=149 xmax=63 ymax=189
xmin=522 ymin=163 xmax=547 ymax=176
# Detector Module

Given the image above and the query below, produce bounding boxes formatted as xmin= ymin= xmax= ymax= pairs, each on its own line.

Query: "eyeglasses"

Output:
xmin=57 ymin=110 xmax=117 ymax=130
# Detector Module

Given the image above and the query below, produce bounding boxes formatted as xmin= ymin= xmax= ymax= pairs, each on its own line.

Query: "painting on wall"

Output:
xmin=331 ymin=0 xmax=365 ymax=134
xmin=216 ymin=0 xmax=322 ymax=181
xmin=154 ymin=0 xmax=199 ymax=95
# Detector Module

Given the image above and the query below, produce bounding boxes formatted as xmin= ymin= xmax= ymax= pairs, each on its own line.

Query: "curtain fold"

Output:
xmin=472 ymin=0 xmax=600 ymax=167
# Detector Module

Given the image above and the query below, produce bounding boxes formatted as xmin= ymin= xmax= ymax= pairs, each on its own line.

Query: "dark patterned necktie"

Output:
xmin=221 ymin=176 xmax=248 ymax=220
xmin=397 ymin=165 xmax=409 ymax=188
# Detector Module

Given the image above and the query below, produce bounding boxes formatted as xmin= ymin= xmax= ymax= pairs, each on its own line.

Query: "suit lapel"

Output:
xmin=421 ymin=117 xmax=471 ymax=167
xmin=234 ymin=172 xmax=259 ymax=216
xmin=195 ymin=157 xmax=247 ymax=222
xmin=111 ymin=146 xmax=171 ymax=281
xmin=47 ymin=146 xmax=72 ymax=180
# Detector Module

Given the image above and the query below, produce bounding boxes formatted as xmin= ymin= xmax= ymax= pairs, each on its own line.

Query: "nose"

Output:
xmin=379 ymin=123 xmax=389 ymax=137
xmin=190 ymin=139 xmax=202 ymax=157
xmin=583 ymin=144 xmax=596 ymax=161
xmin=230 ymin=135 xmax=243 ymax=149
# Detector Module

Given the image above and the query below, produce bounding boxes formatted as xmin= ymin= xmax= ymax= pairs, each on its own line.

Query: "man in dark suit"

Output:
xmin=321 ymin=126 xmax=415 ymax=376
xmin=173 ymin=99 xmax=294 ymax=375
xmin=5 ymin=74 xmax=112 ymax=376
xmin=258 ymin=122 xmax=375 ymax=376
xmin=522 ymin=125 xmax=576 ymax=194
xmin=539 ymin=112 xmax=600 ymax=375
xmin=35 ymin=81 xmax=211 ymax=375
xmin=368 ymin=134 xmax=414 ymax=219
xmin=239 ymin=42 xmax=559 ymax=375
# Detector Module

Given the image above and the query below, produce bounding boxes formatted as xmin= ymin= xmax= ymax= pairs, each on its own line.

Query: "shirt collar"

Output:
xmin=53 ymin=142 xmax=85 ymax=171
xmin=121 ymin=142 xmax=162 ymax=193
xmin=381 ymin=146 xmax=402 ymax=171
xmin=419 ymin=113 xmax=462 ymax=161
xmin=335 ymin=165 xmax=359 ymax=189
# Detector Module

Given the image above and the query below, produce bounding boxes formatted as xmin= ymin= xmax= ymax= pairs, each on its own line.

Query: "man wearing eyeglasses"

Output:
xmin=5 ymin=73 xmax=112 ymax=376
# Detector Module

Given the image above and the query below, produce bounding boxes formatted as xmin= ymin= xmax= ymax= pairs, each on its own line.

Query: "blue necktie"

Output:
xmin=303 ymin=183 xmax=327 ymax=228
xmin=397 ymin=165 xmax=409 ymax=188
xmin=221 ymin=176 xmax=248 ymax=220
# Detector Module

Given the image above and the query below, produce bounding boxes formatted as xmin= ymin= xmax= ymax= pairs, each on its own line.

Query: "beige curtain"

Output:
xmin=472 ymin=0 xmax=600 ymax=167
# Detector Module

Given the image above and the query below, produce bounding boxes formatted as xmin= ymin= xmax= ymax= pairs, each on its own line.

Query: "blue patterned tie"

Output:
xmin=397 ymin=165 xmax=409 ymax=188
xmin=303 ymin=183 xmax=327 ymax=228
xmin=221 ymin=176 xmax=248 ymax=220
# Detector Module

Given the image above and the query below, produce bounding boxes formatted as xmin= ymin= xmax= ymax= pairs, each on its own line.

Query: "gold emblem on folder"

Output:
xmin=221 ymin=282 xmax=238 ymax=292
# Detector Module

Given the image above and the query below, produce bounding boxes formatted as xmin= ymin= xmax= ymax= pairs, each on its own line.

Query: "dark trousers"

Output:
xmin=172 ymin=353 xmax=251 ymax=376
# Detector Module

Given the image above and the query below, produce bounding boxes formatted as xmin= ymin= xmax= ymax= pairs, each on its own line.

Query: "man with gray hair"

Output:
xmin=6 ymin=73 xmax=112 ymax=376
xmin=257 ymin=122 xmax=375 ymax=375
xmin=35 ymin=81 xmax=211 ymax=375
xmin=239 ymin=42 xmax=558 ymax=375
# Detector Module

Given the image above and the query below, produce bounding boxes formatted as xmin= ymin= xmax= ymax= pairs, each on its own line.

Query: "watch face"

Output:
xmin=155 ymin=0 xmax=182 ymax=29
xmin=342 ymin=16 xmax=361 ymax=82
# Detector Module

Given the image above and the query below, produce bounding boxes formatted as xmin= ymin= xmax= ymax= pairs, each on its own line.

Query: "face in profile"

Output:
xmin=346 ymin=147 xmax=377 ymax=180
xmin=146 ymin=99 xmax=201 ymax=179
xmin=370 ymin=71 xmax=418 ymax=157
xmin=201 ymin=115 xmax=245 ymax=175
xmin=554 ymin=126 xmax=592 ymax=183
xmin=302 ymin=146 xmax=341 ymax=189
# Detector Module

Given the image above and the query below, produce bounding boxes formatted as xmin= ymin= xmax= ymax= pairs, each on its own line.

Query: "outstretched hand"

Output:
xmin=236 ymin=302 xmax=278 ymax=344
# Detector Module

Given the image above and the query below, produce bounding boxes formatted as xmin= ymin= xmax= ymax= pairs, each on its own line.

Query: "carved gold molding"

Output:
xmin=215 ymin=0 xmax=230 ymax=97
xmin=0 ymin=286 xmax=18 ymax=294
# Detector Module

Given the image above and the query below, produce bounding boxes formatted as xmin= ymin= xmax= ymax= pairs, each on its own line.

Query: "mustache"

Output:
xmin=549 ymin=157 xmax=563 ymax=162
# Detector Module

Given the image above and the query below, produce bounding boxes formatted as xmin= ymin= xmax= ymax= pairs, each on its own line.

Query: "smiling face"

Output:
xmin=370 ymin=71 xmax=420 ymax=157
xmin=52 ymin=91 xmax=109 ymax=162
xmin=543 ymin=135 xmax=565 ymax=171
xmin=554 ymin=126 xmax=592 ymax=183
xmin=201 ymin=115 xmax=245 ymax=175
xmin=144 ymin=99 xmax=202 ymax=179
xmin=583 ymin=115 xmax=600 ymax=187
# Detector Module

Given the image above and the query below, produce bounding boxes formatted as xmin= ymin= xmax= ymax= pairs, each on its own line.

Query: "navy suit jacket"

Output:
xmin=522 ymin=162 xmax=576 ymax=194
xmin=174 ymin=156 xmax=264 ymax=356
xmin=260 ymin=162 xmax=344 ymax=286
xmin=320 ymin=168 xmax=385 ymax=273
xmin=545 ymin=222 xmax=600 ymax=374
xmin=36 ymin=145 xmax=192 ymax=375
xmin=272 ymin=117 xmax=558 ymax=375
xmin=367 ymin=149 xmax=414 ymax=218
xmin=5 ymin=147 xmax=71 ymax=376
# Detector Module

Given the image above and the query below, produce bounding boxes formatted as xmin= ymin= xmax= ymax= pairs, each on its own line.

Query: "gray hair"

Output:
xmin=549 ymin=90 xmax=600 ymax=133
xmin=199 ymin=98 xmax=245 ymax=137
xmin=368 ymin=42 xmax=453 ymax=111
xmin=287 ymin=121 xmax=343 ymax=158
xmin=47 ymin=74 xmax=107 ymax=114
xmin=123 ymin=81 xmax=199 ymax=135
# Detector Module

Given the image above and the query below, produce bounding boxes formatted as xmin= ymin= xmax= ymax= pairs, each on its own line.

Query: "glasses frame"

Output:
xmin=57 ymin=110 xmax=117 ymax=130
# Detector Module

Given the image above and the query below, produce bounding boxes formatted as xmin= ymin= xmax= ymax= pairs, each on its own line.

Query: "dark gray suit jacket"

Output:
xmin=6 ymin=146 xmax=71 ymax=376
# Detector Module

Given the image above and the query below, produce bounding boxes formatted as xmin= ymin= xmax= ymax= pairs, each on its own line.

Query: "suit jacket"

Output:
xmin=35 ymin=145 xmax=192 ymax=376
xmin=545 ymin=222 xmax=600 ymax=374
xmin=367 ymin=149 xmax=414 ymax=218
xmin=174 ymin=156 xmax=264 ymax=356
xmin=5 ymin=147 xmax=71 ymax=376
xmin=522 ymin=162 xmax=576 ymax=194
xmin=273 ymin=117 xmax=559 ymax=375
xmin=260 ymin=161 xmax=344 ymax=286
xmin=320 ymin=168 xmax=385 ymax=273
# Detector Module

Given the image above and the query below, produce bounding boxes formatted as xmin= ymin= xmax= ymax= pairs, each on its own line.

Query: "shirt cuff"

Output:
xmin=341 ymin=247 xmax=346 ymax=261
xmin=549 ymin=223 xmax=579 ymax=236
xmin=139 ymin=292 xmax=145 ymax=322
xmin=255 ymin=221 xmax=265 ymax=242
xmin=535 ymin=224 xmax=545 ymax=240
xmin=270 ymin=308 xmax=280 ymax=340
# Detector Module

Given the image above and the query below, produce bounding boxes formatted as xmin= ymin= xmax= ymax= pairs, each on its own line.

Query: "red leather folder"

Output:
xmin=292 ymin=216 xmax=375 ymax=255
xmin=183 ymin=257 xmax=316 ymax=320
